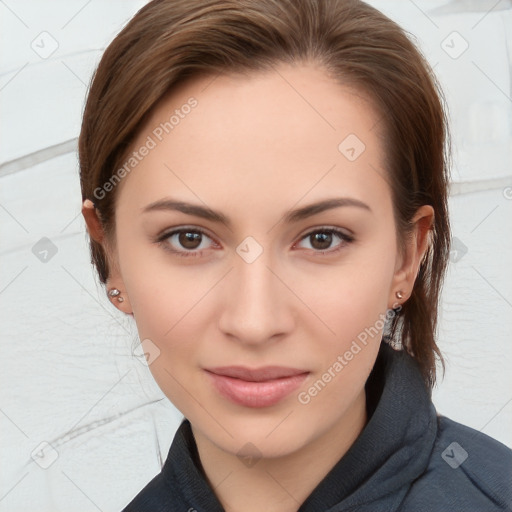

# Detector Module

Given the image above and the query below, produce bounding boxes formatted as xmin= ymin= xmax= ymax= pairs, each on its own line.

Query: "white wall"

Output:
xmin=1 ymin=1 xmax=511 ymax=511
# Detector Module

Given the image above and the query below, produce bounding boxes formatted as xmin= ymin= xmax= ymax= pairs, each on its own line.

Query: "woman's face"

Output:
xmin=109 ymin=63 xmax=409 ymax=458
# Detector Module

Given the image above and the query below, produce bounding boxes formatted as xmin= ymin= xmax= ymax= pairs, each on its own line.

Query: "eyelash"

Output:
xmin=155 ymin=226 xmax=354 ymax=258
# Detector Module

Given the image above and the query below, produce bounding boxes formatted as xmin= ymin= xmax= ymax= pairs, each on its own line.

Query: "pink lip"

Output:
xmin=204 ymin=366 xmax=309 ymax=408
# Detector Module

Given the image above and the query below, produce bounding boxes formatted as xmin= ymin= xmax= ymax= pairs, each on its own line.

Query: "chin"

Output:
xmin=193 ymin=407 xmax=330 ymax=459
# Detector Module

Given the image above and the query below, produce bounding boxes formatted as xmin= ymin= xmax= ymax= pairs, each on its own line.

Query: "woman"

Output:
xmin=79 ymin=0 xmax=512 ymax=510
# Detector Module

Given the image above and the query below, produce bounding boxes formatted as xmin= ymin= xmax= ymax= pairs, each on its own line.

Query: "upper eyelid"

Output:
xmin=301 ymin=226 xmax=353 ymax=237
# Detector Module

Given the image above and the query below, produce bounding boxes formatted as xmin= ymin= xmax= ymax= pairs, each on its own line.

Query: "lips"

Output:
xmin=204 ymin=366 xmax=309 ymax=408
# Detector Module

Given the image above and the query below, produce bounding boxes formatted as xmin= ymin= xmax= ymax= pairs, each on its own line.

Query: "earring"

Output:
xmin=108 ymin=288 xmax=124 ymax=303
xmin=396 ymin=290 xmax=404 ymax=300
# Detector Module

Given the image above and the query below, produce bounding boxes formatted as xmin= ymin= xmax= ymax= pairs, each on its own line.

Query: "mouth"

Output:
xmin=204 ymin=366 xmax=310 ymax=408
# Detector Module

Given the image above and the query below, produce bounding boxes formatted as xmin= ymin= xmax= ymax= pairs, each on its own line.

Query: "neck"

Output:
xmin=192 ymin=390 xmax=368 ymax=512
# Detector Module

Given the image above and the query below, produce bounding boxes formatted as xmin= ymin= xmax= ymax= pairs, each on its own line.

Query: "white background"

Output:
xmin=1 ymin=1 xmax=511 ymax=511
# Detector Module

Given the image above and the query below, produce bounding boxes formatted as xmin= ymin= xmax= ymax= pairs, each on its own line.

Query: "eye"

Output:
xmin=155 ymin=226 xmax=354 ymax=259
xmin=294 ymin=227 xmax=354 ymax=255
xmin=156 ymin=227 xmax=217 ymax=257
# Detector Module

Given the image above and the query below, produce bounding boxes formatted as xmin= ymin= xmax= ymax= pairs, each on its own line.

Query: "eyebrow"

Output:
xmin=142 ymin=197 xmax=372 ymax=227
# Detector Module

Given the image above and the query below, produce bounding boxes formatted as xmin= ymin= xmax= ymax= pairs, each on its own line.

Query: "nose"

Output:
xmin=217 ymin=250 xmax=295 ymax=346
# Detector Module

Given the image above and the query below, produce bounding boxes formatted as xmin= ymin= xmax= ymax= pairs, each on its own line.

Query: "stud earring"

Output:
xmin=396 ymin=290 xmax=404 ymax=300
xmin=108 ymin=288 xmax=124 ymax=303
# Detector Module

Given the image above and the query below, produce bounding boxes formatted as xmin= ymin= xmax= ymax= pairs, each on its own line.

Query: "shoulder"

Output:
xmin=400 ymin=415 xmax=512 ymax=512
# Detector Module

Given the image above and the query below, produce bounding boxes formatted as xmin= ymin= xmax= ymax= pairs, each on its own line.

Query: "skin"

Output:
xmin=83 ymin=62 xmax=433 ymax=512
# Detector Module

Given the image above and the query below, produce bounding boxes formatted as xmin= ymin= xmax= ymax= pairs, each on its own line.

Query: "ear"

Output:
xmin=388 ymin=205 xmax=434 ymax=309
xmin=82 ymin=199 xmax=134 ymax=316
xmin=82 ymin=199 xmax=104 ymax=243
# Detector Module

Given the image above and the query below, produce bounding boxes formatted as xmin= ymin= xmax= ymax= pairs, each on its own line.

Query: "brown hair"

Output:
xmin=79 ymin=0 xmax=451 ymax=388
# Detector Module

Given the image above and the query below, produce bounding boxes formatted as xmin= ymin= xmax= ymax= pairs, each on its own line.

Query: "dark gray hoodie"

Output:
xmin=121 ymin=342 xmax=512 ymax=511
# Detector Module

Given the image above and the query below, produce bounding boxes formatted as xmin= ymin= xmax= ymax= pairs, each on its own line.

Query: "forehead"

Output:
xmin=116 ymin=62 xmax=390 ymax=219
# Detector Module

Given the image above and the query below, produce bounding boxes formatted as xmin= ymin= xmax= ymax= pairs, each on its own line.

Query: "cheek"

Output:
xmin=303 ymin=251 xmax=395 ymax=336
xmin=296 ymin=247 xmax=396 ymax=391
xmin=116 ymin=226 xmax=211 ymax=338
xmin=297 ymin=268 xmax=391 ymax=412
xmin=116 ymin=238 xmax=215 ymax=393
xmin=125 ymin=273 xmax=206 ymax=411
